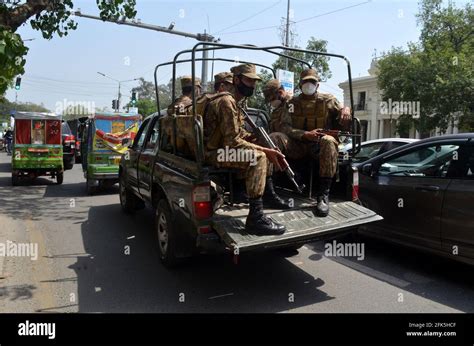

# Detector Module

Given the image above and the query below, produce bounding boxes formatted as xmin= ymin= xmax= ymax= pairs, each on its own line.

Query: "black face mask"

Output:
xmin=237 ymin=77 xmax=255 ymax=97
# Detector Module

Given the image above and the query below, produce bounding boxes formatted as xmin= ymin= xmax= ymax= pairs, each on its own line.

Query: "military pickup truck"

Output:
xmin=118 ymin=43 xmax=382 ymax=267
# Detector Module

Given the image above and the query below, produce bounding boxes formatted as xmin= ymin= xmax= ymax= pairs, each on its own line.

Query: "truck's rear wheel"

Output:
xmin=155 ymin=200 xmax=180 ymax=268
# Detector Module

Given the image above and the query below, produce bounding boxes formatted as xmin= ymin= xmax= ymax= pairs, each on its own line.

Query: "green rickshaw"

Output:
xmin=81 ymin=111 xmax=141 ymax=195
xmin=11 ymin=112 xmax=64 ymax=185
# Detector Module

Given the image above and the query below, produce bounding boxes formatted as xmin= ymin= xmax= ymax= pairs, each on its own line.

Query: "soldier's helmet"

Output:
xmin=299 ymin=68 xmax=320 ymax=83
xmin=230 ymin=63 xmax=261 ymax=80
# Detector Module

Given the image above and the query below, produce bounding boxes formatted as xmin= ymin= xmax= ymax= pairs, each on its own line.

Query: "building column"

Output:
xmin=367 ymin=120 xmax=372 ymax=140
xmin=378 ymin=119 xmax=384 ymax=139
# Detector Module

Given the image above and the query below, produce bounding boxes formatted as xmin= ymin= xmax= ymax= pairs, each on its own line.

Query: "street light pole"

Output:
xmin=76 ymin=11 xmax=218 ymax=92
xmin=285 ymin=0 xmax=291 ymax=70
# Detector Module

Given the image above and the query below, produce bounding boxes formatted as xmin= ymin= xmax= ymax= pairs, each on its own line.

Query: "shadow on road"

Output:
xmin=306 ymin=234 xmax=474 ymax=312
xmin=72 ymin=203 xmax=333 ymax=312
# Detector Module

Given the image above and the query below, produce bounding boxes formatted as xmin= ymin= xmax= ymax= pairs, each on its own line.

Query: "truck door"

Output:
xmin=138 ymin=116 xmax=160 ymax=200
xmin=127 ymin=118 xmax=150 ymax=194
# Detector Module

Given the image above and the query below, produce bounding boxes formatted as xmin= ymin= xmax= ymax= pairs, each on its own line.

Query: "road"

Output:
xmin=0 ymin=152 xmax=473 ymax=313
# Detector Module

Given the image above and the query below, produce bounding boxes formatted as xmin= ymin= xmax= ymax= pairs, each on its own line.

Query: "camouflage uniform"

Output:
xmin=204 ymin=65 xmax=268 ymax=199
xmin=266 ymin=71 xmax=347 ymax=179
xmin=167 ymin=76 xmax=201 ymax=116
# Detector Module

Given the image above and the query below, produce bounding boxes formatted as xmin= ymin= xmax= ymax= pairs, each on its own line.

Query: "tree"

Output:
xmin=377 ymin=0 xmax=473 ymax=136
xmin=0 ymin=0 xmax=137 ymax=95
xmin=125 ymin=98 xmax=157 ymax=117
xmin=0 ymin=99 xmax=50 ymax=123
xmin=272 ymin=37 xmax=332 ymax=84
xmin=131 ymin=77 xmax=156 ymax=101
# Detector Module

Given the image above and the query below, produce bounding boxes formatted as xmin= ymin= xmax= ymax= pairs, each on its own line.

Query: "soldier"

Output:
xmin=204 ymin=63 xmax=289 ymax=236
xmin=167 ymin=76 xmax=202 ymax=116
xmin=262 ymin=79 xmax=293 ymax=134
xmin=267 ymin=69 xmax=352 ymax=217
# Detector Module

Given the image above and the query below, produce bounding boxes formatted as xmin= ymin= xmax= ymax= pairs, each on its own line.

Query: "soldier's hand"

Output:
xmin=339 ymin=107 xmax=352 ymax=128
xmin=261 ymin=147 xmax=285 ymax=171
xmin=303 ymin=130 xmax=320 ymax=142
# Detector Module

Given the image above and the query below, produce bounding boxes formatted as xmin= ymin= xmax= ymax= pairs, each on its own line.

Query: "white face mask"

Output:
xmin=270 ymin=99 xmax=282 ymax=108
xmin=301 ymin=83 xmax=317 ymax=95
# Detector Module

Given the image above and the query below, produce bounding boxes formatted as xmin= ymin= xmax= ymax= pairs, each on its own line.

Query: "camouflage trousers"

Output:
xmin=205 ymin=148 xmax=270 ymax=198
xmin=269 ymin=132 xmax=339 ymax=178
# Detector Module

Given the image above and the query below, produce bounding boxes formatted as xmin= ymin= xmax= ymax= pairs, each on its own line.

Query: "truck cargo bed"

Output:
xmin=212 ymin=191 xmax=382 ymax=252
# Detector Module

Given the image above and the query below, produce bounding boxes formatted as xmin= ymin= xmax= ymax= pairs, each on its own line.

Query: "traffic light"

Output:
xmin=112 ymin=99 xmax=117 ymax=110
xmin=15 ymin=77 xmax=21 ymax=90
xmin=131 ymin=92 xmax=137 ymax=106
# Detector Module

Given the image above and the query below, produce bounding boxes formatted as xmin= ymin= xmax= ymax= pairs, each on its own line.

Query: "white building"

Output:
xmin=338 ymin=59 xmax=459 ymax=141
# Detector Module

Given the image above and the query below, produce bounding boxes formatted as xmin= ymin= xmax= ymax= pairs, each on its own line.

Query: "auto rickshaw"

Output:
xmin=81 ymin=111 xmax=141 ymax=194
xmin=11 ymin=112 xmax=64 ymax=185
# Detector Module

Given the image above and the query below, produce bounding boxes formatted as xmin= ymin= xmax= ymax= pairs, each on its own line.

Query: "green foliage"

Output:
xmin=0 ymin=29 xmax=28 ymax=94
xmin=377 ymin=0 xmax=473 ymax=135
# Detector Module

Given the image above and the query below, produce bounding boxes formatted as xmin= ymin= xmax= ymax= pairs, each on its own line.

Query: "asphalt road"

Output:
xmin=0 ymin=152 xmax=473 ymax=313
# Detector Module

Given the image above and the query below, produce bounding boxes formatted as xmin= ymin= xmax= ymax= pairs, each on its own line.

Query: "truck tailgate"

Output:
xmin=212 ymin=201 xmax=382 ymax=252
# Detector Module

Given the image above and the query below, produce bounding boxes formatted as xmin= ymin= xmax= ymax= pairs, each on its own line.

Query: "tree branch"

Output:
xmin=1 ymin=0 xmax=55 ymax=32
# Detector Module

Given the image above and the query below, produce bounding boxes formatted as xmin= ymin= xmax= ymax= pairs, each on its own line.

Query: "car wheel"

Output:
xmin=64 ymin=162 xmax=74 ymax=170
xmin=155 ymin=200 xmax=181 ymax=268
xmin=11 ymin=172 xmax=19 ymax=186
xmin=119 ymin=174 xmax=140 ymax=213
xmin=86 ymin=178 xmax=96 ymax=195
xmin=56 ymin=172 xmax=64 ymax=185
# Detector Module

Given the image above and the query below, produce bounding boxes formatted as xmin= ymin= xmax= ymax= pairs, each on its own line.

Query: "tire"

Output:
xmin=155 ymin=199 xmax=181 ymax=268
xmin=56 ymin=172 xmax=64 ymax=185
xmin=64 ymin=162 xmax=74 ymax=170
xmin=11 ymin=172 xmax=18 ymax=186
xmin=119 ymin=173 xmax=140 ymax=213
xmin=86 ymin=178 xmax=96 ymax=195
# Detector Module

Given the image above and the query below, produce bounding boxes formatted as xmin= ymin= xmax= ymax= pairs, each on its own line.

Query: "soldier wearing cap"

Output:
xmin=167 ymin=76 xmax=202 ymax=116
xmin=262 ymin=79 xmax=294 ymax=134
xmin=269 ymin=68 xmax=352 ymax=217
xmin=203 ymin=63 xmax=290 ymax=236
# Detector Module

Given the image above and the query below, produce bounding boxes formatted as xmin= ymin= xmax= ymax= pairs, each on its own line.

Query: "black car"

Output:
xmin=356 ymin=133 xmax=474 ymax=265
xmin=62 ymin=122 xmax=75 ymax=170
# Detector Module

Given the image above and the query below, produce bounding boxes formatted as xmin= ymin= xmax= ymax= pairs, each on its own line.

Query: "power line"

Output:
xmin=214 ymin=0 xmax=282 ymax=34
xmin=26 ymin=74 xmax=118 ymax=86
xmin=219 ymin=0 xmax=371 ymax=35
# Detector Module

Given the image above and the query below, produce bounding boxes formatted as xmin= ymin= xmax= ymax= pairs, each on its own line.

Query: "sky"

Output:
xmin=4 ymin=0 xmax=469 ymax=113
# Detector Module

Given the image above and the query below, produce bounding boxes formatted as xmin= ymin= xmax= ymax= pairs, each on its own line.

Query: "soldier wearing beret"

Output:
xmin=167 ymin=76 xmax=202 ymax=116
xmin=266 ymin=68 xmax=352 ymax=217
xmin=204 ymin=63 xmax=290 ymax=236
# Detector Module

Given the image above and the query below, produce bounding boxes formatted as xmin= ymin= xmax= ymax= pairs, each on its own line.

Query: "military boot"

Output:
xmin=246 ymin=197 xmax=286 ymax=235
xmin=263 ymin=177 xmax=292 ymax=209
xmin=232 ymin=178 xmax=248 ymax=204
xmin=315 ymin=177 xmax=332 ymax=217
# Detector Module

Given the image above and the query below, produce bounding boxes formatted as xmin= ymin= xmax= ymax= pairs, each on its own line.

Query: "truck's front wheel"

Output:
xmin=155 ymin=200 xmax=180 ymax=268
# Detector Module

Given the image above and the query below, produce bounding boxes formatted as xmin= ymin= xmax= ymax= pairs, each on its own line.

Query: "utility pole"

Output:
xmin=97 ymin=72 xmax=137 ymax=112
xmin=285 ymin=0 xmax=291 ymax=69
xmin=74 ymin=10 xmax=217 ymax=89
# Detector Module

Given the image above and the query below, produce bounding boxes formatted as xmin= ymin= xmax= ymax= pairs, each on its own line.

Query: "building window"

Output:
xmin=356 ymin=91 xmax=366 ymax=111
